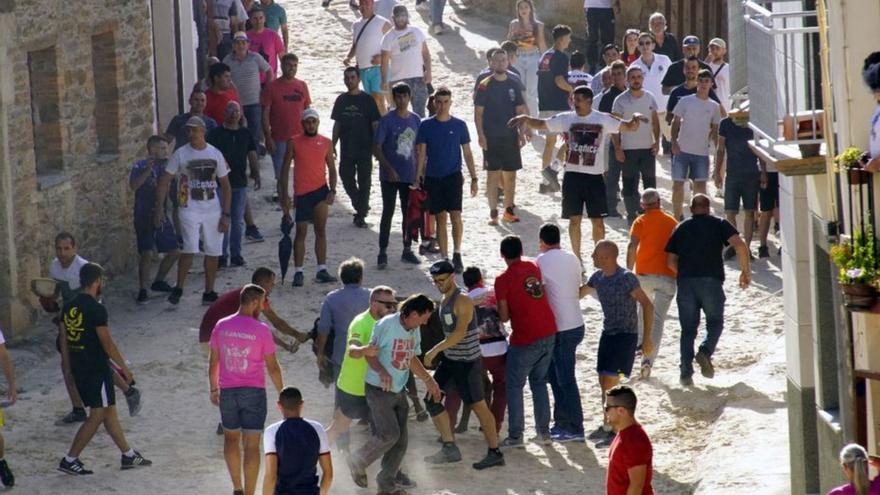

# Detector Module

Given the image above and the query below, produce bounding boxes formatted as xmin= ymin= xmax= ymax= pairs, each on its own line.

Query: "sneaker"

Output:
xmin=415 ymin=410 xmax=429 ymax=422
xmin=695 ymin=351 xmax=715 ymax=378
xmin=0 ymin=459 xmax=14 ymax=486
xmin=347 ymin=457 xmax=368 ymax=488
xmin=680 ymin=374 xmax=694 ymax=386
xmin=472 ymin=449 xmax=504 ymax=470
xmin=452 ymin=253 xmax=464 ymax=274
xmin=594 ymin=431 xmax=616 ymax=448
xmin=587 ymin=425 xmax=611 ymax=441
xmin=395 ymin=471 xmax=417 ymax=489
xmin=58 ymin=457 xmax=93 ymax=476
xmin=292 ymin=272 xmax=305 ymax=287
xmin=353 ymin=215 xmax=368 ymax=228
xmin=218 ymin=256 xmax=228 ymax=268
xmin=723 ymin=246 xmax=737 ymax=261
xmin=499 ymin=436 xmax=524 ymax=449
xmin=551 ymin=429 xmax=585 ymax=443
xmin=550 ymin=425 xmax=563 ymax=436
xmin=124 ymin=386 xmax=142 ymax=417
xmin=431 ymin=24 xmax=444 ymax=35
xmin=541 ymin=168 xmax=560 ymax=191
xmin=758 ymin=245 xmax=770 ymax=258
xmin=202 ymin=291 xmax=219 ymax=305
xmin=136 ymin=289 xmax=148 ymax=305
xmin=640 ymin=361 xmax=652 ymax=380
xmin=244 ymin=225 xmax=265 ymax=243
xmin=503 ymin=207 xmax=520 ymax=223
xmin=150 ymin=280 xmax=174 ymax=293
xmin=316 ymin=269 xmax=338 ymax=283
xmin=168 ymin=287 xmax=183 ymax=305
xmin=230 ymin=256 xmax=246 ymax=267
xmin=424 ymin=442 xmax=461 ymax=464
xmin=120 ymin=451 xmax=152 ymax=470
xmin=56 ymin=408 xmax=87 ymax=426
xmin=529 ymin=432 xmax=552 ymax=445
xmin=378 ymin=252 xmax=388 ymax=270
xmin=401 ymin=250 xmax=421 ymax=264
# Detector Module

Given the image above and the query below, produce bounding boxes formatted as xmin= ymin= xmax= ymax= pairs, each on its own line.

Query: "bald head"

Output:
xmin=595 ymin=240 xmax=619 ymax=258
xmin=691 ymin=194 xmax=711 ymax=214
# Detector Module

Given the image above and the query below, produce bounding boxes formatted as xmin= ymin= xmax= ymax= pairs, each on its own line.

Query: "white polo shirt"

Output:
xmin=631 ymin=54 xmax=672 ymax=112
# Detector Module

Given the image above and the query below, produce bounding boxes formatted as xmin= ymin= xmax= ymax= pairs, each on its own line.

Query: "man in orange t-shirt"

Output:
xmin=625 ymin=188 xmax=677 ymax=379
xmin=279 ymin=109 xmax=339 ymax=288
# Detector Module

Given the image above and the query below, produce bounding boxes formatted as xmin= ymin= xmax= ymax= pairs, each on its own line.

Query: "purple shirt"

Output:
xmin=129 ymin=159 xmax=167 ymax=218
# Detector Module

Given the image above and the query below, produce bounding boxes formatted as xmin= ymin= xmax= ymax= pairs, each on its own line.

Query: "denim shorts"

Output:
xmin=672 ymin=152 xmax=710 ymax=181
xmin=360 ymin=66 xmax=383 ymax=95
xmin=219 ymin=387 xmax=267 ymax=433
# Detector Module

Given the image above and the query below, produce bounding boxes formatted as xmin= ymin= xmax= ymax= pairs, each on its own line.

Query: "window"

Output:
xmin=27 ymin=46 xmax=63 ymax=176
xmin=91 ymin=31 xmax=120 ymax=155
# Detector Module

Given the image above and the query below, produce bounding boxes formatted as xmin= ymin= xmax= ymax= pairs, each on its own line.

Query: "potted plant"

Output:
xmin=830 ymin=226 xmax=879 ymax=310
xmin=836 ymin=147 xmax=871 ymax=185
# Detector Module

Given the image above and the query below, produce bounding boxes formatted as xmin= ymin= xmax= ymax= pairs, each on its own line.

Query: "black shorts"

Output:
xmin=335 ymin=387 xmax=370 ymax=420
xmin=295 ymin=185 xmax=330 ymax=223
xmin=596 ymin=332 xmax=638 ymax=378
xmin=423 ymin=172 xmax=463 ymax=214
xmin=561 ymin=172 xmax=608 ymax=219
xmin=73 ymin=369 xmax=116 ymax=409
xmin=759 ymin=172 xmax=779 ymax=212
xmin=724 ymin=173 xmax=760 ymax=212
xmin=485 ymin=136 xmax=523 ymax=172
xmin=432 ymin=358 xmax=484 ymax=405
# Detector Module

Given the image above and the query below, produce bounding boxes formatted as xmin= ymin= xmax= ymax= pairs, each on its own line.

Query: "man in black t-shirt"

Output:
xmin=664 ymin=195 xmax=750 ymax=387
xmin=660 ymin=36 xmax=711 ymax=95
xmin=58 ymin=263 xmax=152 ymax=476
xmin=665 ymin=57 xmax=722 ymax=123
xmin=207 ymin=101 xmax=260 ymax=268
xmin=537 ymin=25 xmax=574 ymax=192
xmin=332 ymin=67 xmax=381 ymax=228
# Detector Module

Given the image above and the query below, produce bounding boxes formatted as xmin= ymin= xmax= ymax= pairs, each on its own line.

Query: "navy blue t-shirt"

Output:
xmin=166 ymin=112 xmax=218 ymax=150
xmin=375 ymin=110 xmax=421 ymax=184
xmin=263 ymin=417 xmax=330 ymax=495
xmin=537 ymin=49 xmax=571 ymax=112
xmin=719 ymin=118 xmax=759 ymax=175
xmin=416 ymin=116 xmax=471 ymax=178
xmin=475 ymin=75 xmax=525 ymax=138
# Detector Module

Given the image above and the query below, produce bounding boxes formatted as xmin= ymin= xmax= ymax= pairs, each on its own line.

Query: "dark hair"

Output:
xmin=146 ymin=134 xmax=168 ymax=149
xmin=209 ymin=63 xmax=231 ymax=83
xmin=240 ymin=283 xmax=266 ymax=306
xmin=344 ymin=66 xmax=360 ymax=77
xmin=572 ymin=85 xmax=594 ymax=100
xmin=399 ymin=294 xmax=435 ymax=317
xmin=280 ymin=53 xmax=299 ymax=64
xmin=338 ymin=257 xmax=364 ymax=284
xmin=391 ymin=82 xmax=411 ymax=96
xmin=552 ymin=24 xmax=572 ymax=41
xmin=499 ymin=40 xmax=518 ymax=57
xmin=485 ymin=47 xmax=501 ymax=61
xmin=79 ymin=262 xmax=103 ymax=289
xmin=863 ymin=52 xmax=880 ymax=90
xmin=685 ymin=55 xmax=701 ymax=66
xmin=251 ymin=267 xmax=276 ymax=286
xmin=249 ymin=5 xmax=264 ymax=16
xmin=610 ymin=60 xmax=627 ymax=72
xmin=278 ymin=386 xmax=303 ymax=410
xmin=434 ymin=86 xmax=452 ymax=98
xmin=569 ymin=51 xmax=586 ymax=70
xmin=462 ymin=266 xmax=483 ymax=289
xmin=602 ymin=43 xmax=621 ymax=56
xmin=55 ymin=232 xmax=76 ymax=247
xmin=189 ymin=88 xmax=206 ymax=99
xmin=606 ymin=384 xmax=638 ymax=413
xmin=697 ymin=68 xmax=714 ymax=80
xmin=539 ymin=223 xmax=561 ymax=245
xmin=500 ymin=235 xmax=523 ymax=260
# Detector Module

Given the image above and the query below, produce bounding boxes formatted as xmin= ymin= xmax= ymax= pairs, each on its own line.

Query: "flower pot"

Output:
xmin=848 ymin=167 xmax=871 ymax=185
xmin=841 ymin=283 xmax=878 ymax=310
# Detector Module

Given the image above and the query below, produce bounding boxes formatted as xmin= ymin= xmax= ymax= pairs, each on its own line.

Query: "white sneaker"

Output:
xmin=431 ymin=24 xmax=444 ymax=35
xmin=640 ymin=361 xmax=652 ymax=380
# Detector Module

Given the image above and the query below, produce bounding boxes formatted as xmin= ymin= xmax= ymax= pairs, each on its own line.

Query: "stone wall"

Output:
xmin=0 ymin=0 xmax=156 ymax=338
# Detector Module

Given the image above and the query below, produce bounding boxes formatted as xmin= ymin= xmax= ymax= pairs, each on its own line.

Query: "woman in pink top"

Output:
xmin=827 ymin=444 xmax=880 ymax=495
xmin=247 ymin=9 xmax=286 ymax=84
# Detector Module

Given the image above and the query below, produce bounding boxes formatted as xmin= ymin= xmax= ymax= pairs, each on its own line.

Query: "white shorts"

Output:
xmin=179 ymin=208 xmax=223 ymax=256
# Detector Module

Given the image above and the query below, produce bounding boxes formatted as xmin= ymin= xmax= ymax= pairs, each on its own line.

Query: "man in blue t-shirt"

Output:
xmin=415 ymin=87 xmax=478 ymax=273
xmin=165 ymin=90 xmax=219 ymax=150
xmin=715 ymin=111 xmax=762 ymax=256
xmin=374 ymin=82 xmax=422 ymax=269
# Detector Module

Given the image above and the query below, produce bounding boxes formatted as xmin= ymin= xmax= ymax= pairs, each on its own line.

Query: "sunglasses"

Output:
xmin=374 ymin=300 xmax=397 ymax=309
xmin=638 ymin=41 xmax=653 ymax=46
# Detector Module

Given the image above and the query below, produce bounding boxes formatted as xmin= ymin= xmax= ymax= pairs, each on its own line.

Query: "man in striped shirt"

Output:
xmin=422 ymin=260 xmax=504 ymax=470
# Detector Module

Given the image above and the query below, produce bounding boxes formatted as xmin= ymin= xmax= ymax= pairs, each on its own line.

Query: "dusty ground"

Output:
xmin=10 ymin=2 xmax=789 ymax=494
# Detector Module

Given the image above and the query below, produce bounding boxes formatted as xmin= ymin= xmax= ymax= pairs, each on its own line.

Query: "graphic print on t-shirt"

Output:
xmin=538 ymin=52 xmax=553 ymax=72
xmin=396 ymin=127 xmax=416 ymax=160
xmin=523 ymin=276 xmax=545 ymax=299
xmin=179 ymin=159 xmax=219 ymax=207
xmin=391 ymin=338 xmax=415 ymax=370
xmin=283 ymin=91 xmax=306 ymax=103
xmin=566 ymin=123 xmax=603 ymax=167
xmin=63 ymin=306 xmax=85 ymax=349
xmin=223 ymin=344 xmax=252 ymax=375
xmin=397 ymin=31 xmax=418 ymax=54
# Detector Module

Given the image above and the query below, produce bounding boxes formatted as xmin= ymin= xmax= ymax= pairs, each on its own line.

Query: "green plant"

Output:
xmin=831 ymin=226 xmax=879 ymax=284
xmin=835 ymin=147 xmax=867 ymax=172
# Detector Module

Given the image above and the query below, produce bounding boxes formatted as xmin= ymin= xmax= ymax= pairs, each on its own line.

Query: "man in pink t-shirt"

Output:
xmin=247 ymin=9 xmax=285 ymax=84
xmin=209 ymin=284 xmax=284 ymax=495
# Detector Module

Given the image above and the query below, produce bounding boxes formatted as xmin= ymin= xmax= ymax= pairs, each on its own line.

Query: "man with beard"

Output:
xmin=263 ymin=53 xmax=312 ymax=184
xmin=380 ymin=5 xmax=432 ymax=117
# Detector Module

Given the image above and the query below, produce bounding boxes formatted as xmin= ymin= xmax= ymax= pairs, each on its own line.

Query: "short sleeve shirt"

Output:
xmin=415 ymin=116 xmax=471 ymax=178
xmin=665 ymin=214 xmax=739 ymax=281
xmin=50 ymin=255 xmax=89 ymax=302
xmin=261 ymin=78 xmax=311 ymax=142
xmin=262 ymin=2 xmax=288 ymax=32
xmin=166 ymin=112 xmax=218 ymax=150
xmin=660 ymin=59 xmax=712 ymax=89
xmin=263 ymin=417 xmax=330 ymax=495
xmin=352 ymin=14 xmax=390 ymax=69
xmin=291 ymin=133 xmax=331 ymax=196
xmin=474 ymin=75 xmax=525 ymax=138
xmin=665 ymin=84 xmax=720 ymax=115
xmin=209 ymin=314 xmax=276 ymax=389
xmin=607 ymin=423 xmax=654 ymax=495
xmin=380 ymin=26 xmax=427 ymax=82
xmin=318 ymin=285 xmax=371 ymax=367
xmin=375 ymin=111 xmax=421 ymax=183
xmin=130 ymin=158 xmax=172 ymax=220
xmin=494 ymin=259 xmax=557 ymax=346
xmin=537 ymin=49 xmax=570 ymax=112
xmin=62 ymin=293 xmax=110 ymax=375
xmin=545 ymin=110 xmax=620 ymax=175
xmin=612 ymin=90 xmax=658 ymax=150
xmin=718 ymin=118 xmax=759 ymax=175
xmin=535 ymin=248 xmax=585 ymax=332
xmin=672 ymin=95 xmax=722 ymax=156
xmin=206 ymin=126 xmax=257 ymax=188
xmin=630 ymin=54 xmax=672 ymax=111
xmin=205 ymin=88 xmax=241 ymax=124
xmin=587 ymin=267 xmax=640 ymax=334
xmin=630 ymin=209 xmax=678 ymax=278
xmin=336 ymin=310 xmax=377 ymax=397
xmin=166 ymin=143 xmax=230 ymax=214
xmin=365 ymin=313 xmax=421 ymax=393
xmin=247 ymin=29 xmax=285 ymax=83
xmin=331 ymin=92 xmax=381 ymax=159
xmin=223 ymin=52 xmax=271 ymax=105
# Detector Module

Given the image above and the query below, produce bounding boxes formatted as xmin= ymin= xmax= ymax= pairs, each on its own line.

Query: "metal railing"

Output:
xmin=743 ymin=1 xmax=824 ymax=159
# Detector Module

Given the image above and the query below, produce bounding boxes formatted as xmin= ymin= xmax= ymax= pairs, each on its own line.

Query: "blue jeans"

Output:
xmin=506 ymin=334 xmax=555 ymax=439
xmin=431 ymin=0 xmax=446 ymax=26
xmin=547 ymin=327 xmax=585 ymax=434
xmin=222 ymin=187 xmax=248 ymax=258
xmin=391 ymin=77 xmax=428 ymax=118
xmin=242 ymin=104 xmax=263 ymax=152
xmin=676 ymin=277 xmax=726 ymax=377
xmin=271 ymin=139 xmax=288 ymax=182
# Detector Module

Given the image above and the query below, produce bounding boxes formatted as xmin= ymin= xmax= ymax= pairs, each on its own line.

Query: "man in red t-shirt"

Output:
xmin=606 ymin=385 xmax=654 ymax=495
xmin=262 ymin=53 xmax=312 ymax=182
xmin=205 ymin=63 xmax=241 ymax=125
xmin=494 ymin=235 xmax=557 ymax=448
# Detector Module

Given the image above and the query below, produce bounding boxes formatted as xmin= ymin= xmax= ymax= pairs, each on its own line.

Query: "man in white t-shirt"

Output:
xmin=509 ymin=86 xmax=643 ymax=262
xmin=706 ymin=38 xmax=730 ymax=112
xmin=611 ymin=65 xmax=661 ymax=224
xmin=344 ymin=0 xmax=392 ymax=113
xmin=49 ymin=233 xmax=89 ymax=305
xmin=380 ymin=4 xmax=432 ymax=117
xmin=535 ymin=223 xmax=588 ymax=443
xmin=155 ymin=116 xmax=232 ymax=306
xmin=670 ymin=69 xmax=722 ymax=219
xmin=630 ymin=32 xmax=671 ymax=153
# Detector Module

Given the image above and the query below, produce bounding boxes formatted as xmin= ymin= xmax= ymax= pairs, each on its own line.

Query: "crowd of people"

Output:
xmin=8 ymin=1 xmax=878 ymax=495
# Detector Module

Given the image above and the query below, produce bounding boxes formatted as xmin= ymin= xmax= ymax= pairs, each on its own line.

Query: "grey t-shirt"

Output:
xmin=587 ymin=267 xmax=640 ymax=334
xmin=223 ymin=52 xmax=270 ymax=106
xmin=672 ymin=94 xmax=722 ymax=156
xmin=212 ymin=0 xmax=244 ymax=35
xmin=612 ymin=90 xmax=658 ymax=150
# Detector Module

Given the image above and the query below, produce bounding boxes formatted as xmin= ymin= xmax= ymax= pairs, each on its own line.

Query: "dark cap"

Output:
xmin=682 ymin=35 xmax=701 ymax=46
xmin=429 ymin=260 xmax=455 ymax=276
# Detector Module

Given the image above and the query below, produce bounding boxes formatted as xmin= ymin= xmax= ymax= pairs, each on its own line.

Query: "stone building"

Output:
xmin=0 ymin=0 xmax=198 ymax=338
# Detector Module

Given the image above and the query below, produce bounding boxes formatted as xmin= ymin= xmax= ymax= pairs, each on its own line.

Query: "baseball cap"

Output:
xmin=185 ymin=116 xmax=206 ymax=128
xmin=429 ymin=260 xmax=455 ymax=276
xmin=233 ymin=31 xmax=248 ymax=42
xmin=682 ymin=35 xmax=701 ymax=46
xmin=301 ymin=108 xmax=320 ymax=121
xmin=709 ymin=38 xmax=726 ymax=49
